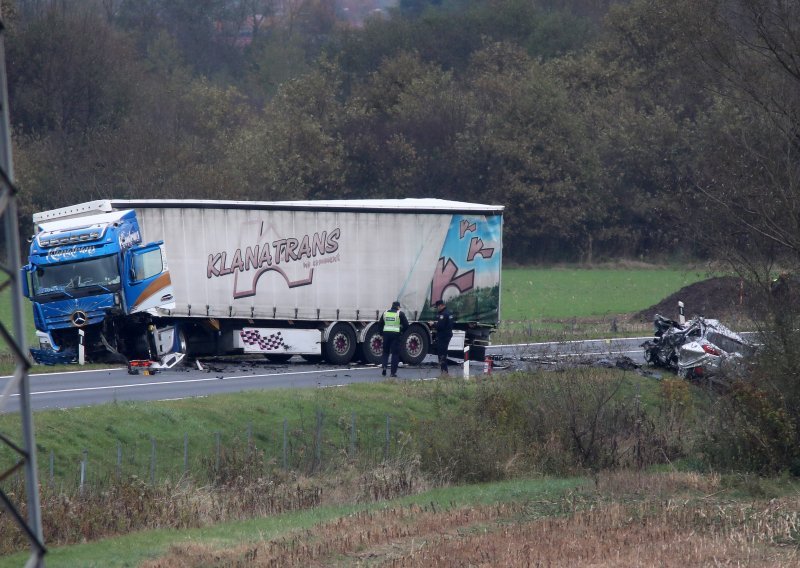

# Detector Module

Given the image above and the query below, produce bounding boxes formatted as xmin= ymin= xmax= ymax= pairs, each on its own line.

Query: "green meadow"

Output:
xmin=501 ymin=266 xmax=708 ymax=321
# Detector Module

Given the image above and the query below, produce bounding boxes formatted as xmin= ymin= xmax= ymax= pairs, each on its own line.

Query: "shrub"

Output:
xmin=699 ymin=380 xmax=798 ymax=473
xmin=415 ymin=370 xmax=677 ymax=481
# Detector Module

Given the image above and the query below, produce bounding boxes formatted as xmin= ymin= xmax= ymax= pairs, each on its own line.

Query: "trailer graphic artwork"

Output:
xmin=424 ymin=214 xmax=501 ymax=323
xmin=240 ymin=329 xmax=285 ymax=351
xmin=206 ymin=225 xmax=341 ymax=298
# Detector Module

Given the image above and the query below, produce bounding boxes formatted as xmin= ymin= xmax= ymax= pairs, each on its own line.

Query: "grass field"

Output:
xmin=496 ymin=265 xmax=710 ymax=341
xmin=501 ymin=266 xmax=709 ymax=321
xmin=3 ymin=469 xmax=798 ymax=566
xmin=0 ymin=280 xmax=38 ymax=358
xmin=0 ymin=476 xmax=588 ymax=567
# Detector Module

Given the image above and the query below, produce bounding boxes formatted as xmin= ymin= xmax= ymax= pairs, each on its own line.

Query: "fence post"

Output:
xmin=349 ymin=412 xmax=356 ymax=457
xmin=150 ymin=436 xmax=156 ymax=485
xmin=282 ymin=418 xmax=288 ymax=470
xmin=384 ymin=415 xmax=390 ymax=462
xmin=116 ymin=442 xmax=122 ymax=479
xmin=184 ymin=432 xmax=189 ymax=475
xmin=80 ymin=449 xmax=87 ymax=494
xmin=635 ymin=384 xmax=642 ymax=469
xmin=215 ymin=432 xmax=221 ymax=475
xmin=315 ymin=410 xmax=323 ymax=472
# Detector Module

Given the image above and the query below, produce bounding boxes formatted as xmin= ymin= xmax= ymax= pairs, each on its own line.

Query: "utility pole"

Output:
xmin=0 ymin=6 xmax=46 ymax=566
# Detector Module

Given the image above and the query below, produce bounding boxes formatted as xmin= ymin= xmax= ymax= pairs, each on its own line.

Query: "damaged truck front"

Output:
xmin=23 ymin=208 xmax=180 ymax=367
xmin=22 ymin=199 xmax=503 ymax=370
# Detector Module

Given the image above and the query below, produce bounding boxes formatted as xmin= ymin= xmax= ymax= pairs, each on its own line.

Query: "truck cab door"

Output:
xmin=123 ymin=242 xmax=176 ymax=314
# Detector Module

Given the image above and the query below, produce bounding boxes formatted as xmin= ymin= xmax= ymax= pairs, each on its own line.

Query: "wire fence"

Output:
xmin=18 ymin=411 xmax=407 ymax=492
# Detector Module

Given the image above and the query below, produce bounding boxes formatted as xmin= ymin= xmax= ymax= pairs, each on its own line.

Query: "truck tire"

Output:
xmin=324 ymin=323 xmax=357 ymax=364
xmin=358 ymin=324 xmax=384 ymax=364
xmin=400 ymin=324 xmax=429 ymax=365
xmin=175 ymin=327 xmax=188 ymax=354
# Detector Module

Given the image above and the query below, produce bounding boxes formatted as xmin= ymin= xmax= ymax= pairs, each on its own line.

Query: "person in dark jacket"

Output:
xmin=379 ymin=301 xmax=408 ymax=377
xmin=434 ymin=299 xmax=454 ymax=375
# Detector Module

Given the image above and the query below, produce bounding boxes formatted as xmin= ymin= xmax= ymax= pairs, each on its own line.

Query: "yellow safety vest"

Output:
xmin=383 ymin=310 xmax=401 ymax=333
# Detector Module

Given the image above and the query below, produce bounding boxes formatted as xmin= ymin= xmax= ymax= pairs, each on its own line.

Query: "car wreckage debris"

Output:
xmin=641 ymin=314 xmax=754 ymax=381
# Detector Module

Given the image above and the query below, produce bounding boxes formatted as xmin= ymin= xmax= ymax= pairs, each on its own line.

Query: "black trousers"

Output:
xmin=382 ymin=332 xmax=401 ymax=375
xmin=437 ymin=333 xmax=452 ymax=373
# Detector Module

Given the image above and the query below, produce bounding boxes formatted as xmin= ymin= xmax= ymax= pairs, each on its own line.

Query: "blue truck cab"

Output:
xmin=22 ymin=209 xmax=178 ymax=366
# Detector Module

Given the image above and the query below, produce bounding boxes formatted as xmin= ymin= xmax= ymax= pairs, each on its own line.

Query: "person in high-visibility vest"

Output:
xmin=379 ymin=300 xmax=409 ymax=377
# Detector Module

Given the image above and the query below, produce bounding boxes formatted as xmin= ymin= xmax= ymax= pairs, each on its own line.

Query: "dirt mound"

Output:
xmin=634 ymin=276 xmax=749 ymax=323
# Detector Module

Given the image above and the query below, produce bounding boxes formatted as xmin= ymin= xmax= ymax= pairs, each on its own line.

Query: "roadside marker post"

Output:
xmin=463 ymin=346 xmax=470 ymax=379
xmin=78 ymin=329 xmax=85 ymax=365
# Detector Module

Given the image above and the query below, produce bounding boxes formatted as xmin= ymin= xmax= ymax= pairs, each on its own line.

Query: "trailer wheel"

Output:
xmin=400 ymin=324 xmax=429 ymax=365
xmin=358 ymin=324 xmax=383 ymax=364
xmin=324 ymin=323 xmax=356 ymax=364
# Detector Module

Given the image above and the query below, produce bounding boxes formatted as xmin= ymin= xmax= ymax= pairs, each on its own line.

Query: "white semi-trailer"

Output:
xmin=25 ymin=199 xmax=503 ymax=368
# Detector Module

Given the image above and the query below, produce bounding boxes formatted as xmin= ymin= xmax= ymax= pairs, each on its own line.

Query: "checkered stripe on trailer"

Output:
xmin=240 ymin=330 xmax=285 ymax=351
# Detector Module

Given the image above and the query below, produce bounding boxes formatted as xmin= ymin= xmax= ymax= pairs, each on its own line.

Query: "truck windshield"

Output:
xmin=32 ymin=255 xmax=121 ymax=298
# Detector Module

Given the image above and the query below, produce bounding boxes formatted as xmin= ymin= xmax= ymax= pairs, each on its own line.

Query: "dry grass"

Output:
xmin=0 ymin=459 xmax=431 ymax=554
xmin=593 ymin=469 xmax=723 ymax=496
xmin=142 ymin=472 xmax=800 ymax=567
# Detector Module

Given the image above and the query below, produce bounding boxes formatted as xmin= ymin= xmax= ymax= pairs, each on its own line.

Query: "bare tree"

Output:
xmin=681 ymin=0 xmax=800 ymax=464
xmin=685 ymin=0 xmax=800 ymax=269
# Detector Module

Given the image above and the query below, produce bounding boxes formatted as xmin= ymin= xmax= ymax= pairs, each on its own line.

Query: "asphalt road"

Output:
xmin=0 ymin=337 xmax=654 ymax=413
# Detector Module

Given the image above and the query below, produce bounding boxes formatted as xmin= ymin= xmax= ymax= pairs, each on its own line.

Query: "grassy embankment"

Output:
xmin=2 ymin=374 xmax=799 ymax=566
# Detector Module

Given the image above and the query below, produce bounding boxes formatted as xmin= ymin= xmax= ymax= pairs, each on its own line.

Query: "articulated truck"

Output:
xmin=23 ymin=199 xmax=503 ymax=369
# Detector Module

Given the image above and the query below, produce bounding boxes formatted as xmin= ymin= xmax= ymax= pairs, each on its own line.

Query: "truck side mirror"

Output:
xmin=20 ymin=265 xmax=31 ymax=299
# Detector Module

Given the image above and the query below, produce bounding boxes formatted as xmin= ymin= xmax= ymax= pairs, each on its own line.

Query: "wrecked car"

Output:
xmin=642 ymin=314 xmax=754 ymax=380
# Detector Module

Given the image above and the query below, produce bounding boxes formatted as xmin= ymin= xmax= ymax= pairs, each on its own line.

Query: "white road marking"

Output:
xmin=7 ymin=367 xmax=377 ymax=398
xmin=491 ymin=338 xmax=652 ymax=348
xmin=524 ymin=349 xmax=642 ymax=358
xmin=0 ymin=367 xmax=125 ymax=379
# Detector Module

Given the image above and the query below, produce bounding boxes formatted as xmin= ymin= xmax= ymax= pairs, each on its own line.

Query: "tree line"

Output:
xmin=4 ymin=0 xmax=797 ymax=267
